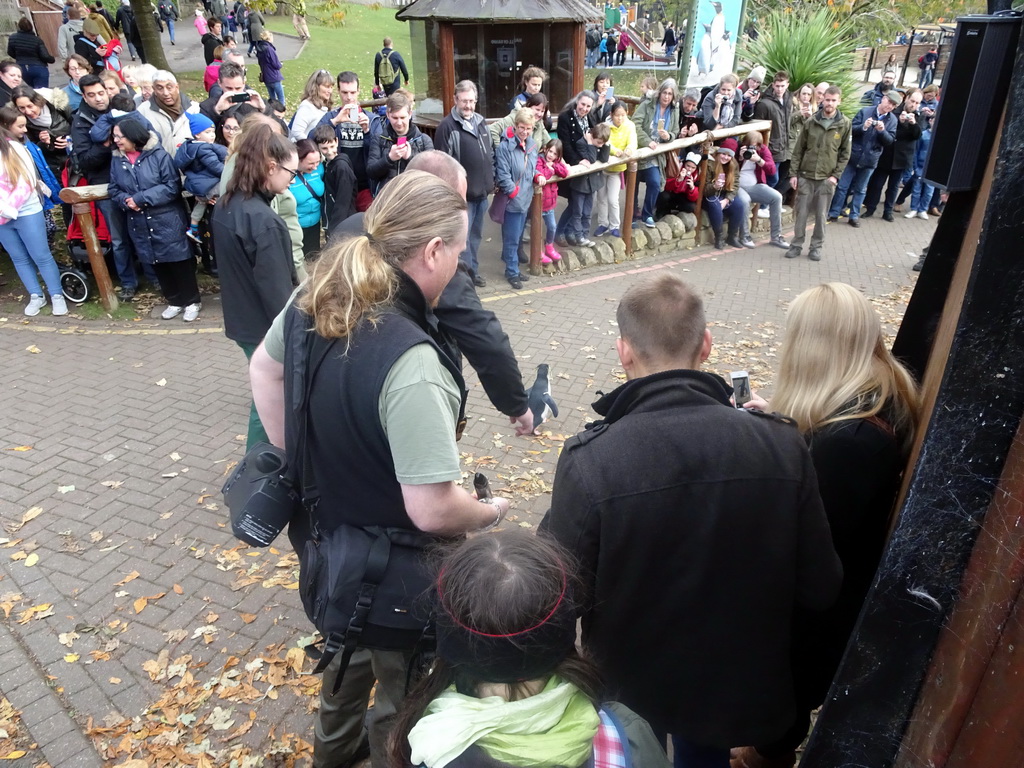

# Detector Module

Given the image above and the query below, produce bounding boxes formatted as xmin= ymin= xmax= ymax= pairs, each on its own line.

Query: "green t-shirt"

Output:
xmin=263 ymin=298 xmax=462 ymax=485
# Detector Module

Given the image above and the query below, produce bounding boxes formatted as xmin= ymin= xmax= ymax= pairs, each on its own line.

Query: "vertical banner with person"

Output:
xmin=679 ymin=0 xmax=745 ymax=88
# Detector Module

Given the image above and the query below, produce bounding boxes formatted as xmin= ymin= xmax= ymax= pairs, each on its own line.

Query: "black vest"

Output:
xmin=283 ymin=274 xmax=466 ymax=550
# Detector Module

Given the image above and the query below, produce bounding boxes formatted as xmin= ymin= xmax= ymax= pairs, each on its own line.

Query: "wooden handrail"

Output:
xmin=527 ymin=120 xmax=773 ymax=271
xmin=59 ymin=184 xmax=118 ymax=312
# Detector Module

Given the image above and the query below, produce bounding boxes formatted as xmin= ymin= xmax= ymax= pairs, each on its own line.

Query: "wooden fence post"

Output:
xmin=529 ymin=190 xmax=544 ymax=276
xmin=60 ymin=186 xmax=118 ymax=313
xmin=622 ymin=161 xmax=637 ymax=255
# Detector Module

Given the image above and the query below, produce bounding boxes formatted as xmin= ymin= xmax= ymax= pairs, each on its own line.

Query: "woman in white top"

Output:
xmin=289 ymin=68 xmax=332 ymax=141
xmin=0 ymin=128 xmax=66 ymax=316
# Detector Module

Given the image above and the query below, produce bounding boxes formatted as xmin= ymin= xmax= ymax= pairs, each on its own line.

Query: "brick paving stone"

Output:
xmin=0 ymin=210 xmax=934 ymax=760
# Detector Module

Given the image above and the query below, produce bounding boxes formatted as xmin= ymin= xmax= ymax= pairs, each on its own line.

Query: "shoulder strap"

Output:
xmin=294 ymin=325 xmax=336 ymax=538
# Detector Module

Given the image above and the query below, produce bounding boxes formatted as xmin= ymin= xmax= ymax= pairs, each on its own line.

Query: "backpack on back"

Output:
xmin=377 ymin=50 xmax=396 ymax=84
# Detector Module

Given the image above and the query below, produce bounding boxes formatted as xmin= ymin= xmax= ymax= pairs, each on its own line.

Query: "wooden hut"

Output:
xmin=395 ymin=0 xmax=602 ymax=120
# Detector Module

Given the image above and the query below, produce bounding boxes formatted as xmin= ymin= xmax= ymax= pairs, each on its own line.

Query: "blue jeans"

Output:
xmin=22 ymin=64 xmax=49 ymax=88
xmin=460 ymin=196 xmax=488 ymax=275
xmin=166 ymin=18 xmax=175 ymax=42
xmin=637 ymin=165 xmax=661 ymax=220
xmin=568 ymin=191 xmax=594 ymax=240
xmin=829 ymin=165 xmax=873 ymax=220
xmin=542 ymin=209 xmax=556 ymax=244
xmin=703 ymin=196 xmax=744 ymax=237
xmin=671 ymin=736 xmax=729 ymax=768
xmin=501 ymin=210 xmax=527 ymax=279
xmin=266 ymin=80 xmax=285 ymax=104
xmin=910 ymin=175 xmax=935 ymax=213
xmin=0 ymin=211 xmax=63 ymax=297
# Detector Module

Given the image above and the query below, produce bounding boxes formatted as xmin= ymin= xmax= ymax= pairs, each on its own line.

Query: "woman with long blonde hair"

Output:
xmin=289 ymin=68 xmax=333 ymax=141
xmin=735 ymin=282 xmax=921 ymax=768
xmin=0 ymin=125 xmax=66 ymax=316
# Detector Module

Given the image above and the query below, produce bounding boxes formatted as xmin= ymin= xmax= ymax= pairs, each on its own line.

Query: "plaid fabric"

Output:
xmin=592 ymin=708 xmax=627 ymax=768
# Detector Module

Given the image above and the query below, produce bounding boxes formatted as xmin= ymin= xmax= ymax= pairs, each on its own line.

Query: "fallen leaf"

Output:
xmin=239 ymin=612 xmax=257 ymax=624
xmin=88 ymin=531 xmax=104 ymax=543
xmin=24 ymin=553 xmax=39 ymax=567
xmin=16 ymin=603 xmax=53 ymax=624
xmin=108 ymin=677 xmax=121 ymax=684
xmin=19 ymin=506 xmax=42 ymax=527
xmin=115 ymin=570 xmax=140 ymax=587
xmin=133 ymin=592 xmax=165 ymax=613
xmin=100 ymin=480 xmax=124 ymax=489
xmin=25 ymin=345 xmax=40 ymax=354
xmin=58 ymin=631 xmax=79 ymax=647
xmin=5 ymin=446 xmax=32 ymax=452
xmin=207 ymin=706 xmax=235 ymax=731
xmin=172 ymin=583 xmax=183 ymax=595
xmin=155 ymin=378 xmax=167 ymax=387
xmin=63 ymin=653 xmax=79 ymax=662
xmin=57 ymin=485 xmax=75 ymax=494
xmin=1 ymin=751 xmax=27 ymax=760
xmin=169 ymin=452 xmax=181 ymax=461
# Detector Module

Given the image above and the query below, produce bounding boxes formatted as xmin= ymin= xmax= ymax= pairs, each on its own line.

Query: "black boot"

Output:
xmin=714 ymin=232 xmax=725 ymax=249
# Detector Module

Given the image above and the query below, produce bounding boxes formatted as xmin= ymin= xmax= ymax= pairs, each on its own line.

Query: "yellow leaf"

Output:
xmin=109 ymin=677 xmax=122 ymax=684
xmin=133 ymin=597 xmax=148 ymax=614
xmin=25 ymin=345 xmax=40 ymax=354
xmin=63 ymin=653 xmax=80 ymax=662
xmin=115 ymin=570 xmax=140 ymax=586
xmin=24 ymin=553 xmax=39 ymax=567
xmin=6 ymin=446 xmax=32 ymax=451
xmin=1 ymin=751 xmax=27 ymax=760
xmin=21 ymin=506 xmax=42 ymax=525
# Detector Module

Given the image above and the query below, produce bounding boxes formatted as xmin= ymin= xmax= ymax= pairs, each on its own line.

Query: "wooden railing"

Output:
xmin=526 ymin=120 xmax=773 ymax=274
xmin=59 ymin=185 xmax=119 ymax=312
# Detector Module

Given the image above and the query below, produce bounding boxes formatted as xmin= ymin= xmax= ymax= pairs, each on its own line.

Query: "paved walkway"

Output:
xmin=0 ymin=212 xmax=934 ymax=765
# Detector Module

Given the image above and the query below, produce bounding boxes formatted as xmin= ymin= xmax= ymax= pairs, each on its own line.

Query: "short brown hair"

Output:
xmin=617 ymin=275 xmax=706 ymax=364
xmin=592 ymin=123 xmax=611 ymax=142
xmin=774 ymin=70 xmax=790 ymax=82
xmin=386 ymin=92 xmax=411 ymax=114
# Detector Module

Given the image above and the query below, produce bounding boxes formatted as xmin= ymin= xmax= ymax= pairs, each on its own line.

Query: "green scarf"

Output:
xmin=407 ymin=677 xmax=599 ymax=768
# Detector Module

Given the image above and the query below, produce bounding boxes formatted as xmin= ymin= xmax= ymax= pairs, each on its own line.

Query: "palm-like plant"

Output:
xmin=738 ymin=7 xmax=860 ymax=115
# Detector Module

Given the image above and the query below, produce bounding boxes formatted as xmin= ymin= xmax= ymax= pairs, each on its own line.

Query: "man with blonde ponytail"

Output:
xmin=250 ymin=171 xmax=512 ymax=768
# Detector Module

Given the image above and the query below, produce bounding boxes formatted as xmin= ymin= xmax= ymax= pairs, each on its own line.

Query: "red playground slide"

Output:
xmin=627 ymin=28 xmax=674 ymax=64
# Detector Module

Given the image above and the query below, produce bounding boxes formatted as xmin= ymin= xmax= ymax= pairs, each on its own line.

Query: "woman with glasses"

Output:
xmin=210 ymin=119 xmax=300 ymax=447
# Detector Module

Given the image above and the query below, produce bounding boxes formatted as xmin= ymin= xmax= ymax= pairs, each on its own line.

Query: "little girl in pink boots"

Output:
xmin=534 ymin=139 xmax=569 ymax=264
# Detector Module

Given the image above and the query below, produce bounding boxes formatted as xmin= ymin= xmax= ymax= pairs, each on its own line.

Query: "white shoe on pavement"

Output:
xmin=161 ymin=305 xmax=183 ymax=320
xmin=24 ymin=294 xmax=46 ymax=317
xmin=51 ymin=294 xmax=68 ymax=316
xmin=917 ymin=211 xmax=929 ymax=220
xmin=904 ymin=210 xmax=918 ymax=219
xmin=183 ymin=303 xmax=201 ymax=322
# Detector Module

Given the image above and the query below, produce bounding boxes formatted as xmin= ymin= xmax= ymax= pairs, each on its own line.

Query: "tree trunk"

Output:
xmin=131 ymin=0 xmax=169 ymax=71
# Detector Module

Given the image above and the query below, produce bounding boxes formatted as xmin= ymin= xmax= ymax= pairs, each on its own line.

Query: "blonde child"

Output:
xmin=194 ymin=6 xmax=207 ymax=36
xmin=533 ymin=138 xmax=569 ymax=264
xmin=173 ymin=113 xmax=227 ymax=243
xmin=595 ymin=102 xmax=636 ymax=238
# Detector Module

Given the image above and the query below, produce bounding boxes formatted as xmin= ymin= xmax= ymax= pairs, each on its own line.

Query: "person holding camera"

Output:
xmin=541 ymin=273 xmax=842 ymax=768
xmin=701 ymin=72 xmax=744 ymax=130
xmin=735 ymin=132 xmax=790 ymax=249
xmin=198 ymin=61 xmax=264 ymax=122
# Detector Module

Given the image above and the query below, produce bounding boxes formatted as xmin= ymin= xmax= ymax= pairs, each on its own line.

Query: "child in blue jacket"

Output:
xmin=173 ymin=112 xmax=228 ymax=242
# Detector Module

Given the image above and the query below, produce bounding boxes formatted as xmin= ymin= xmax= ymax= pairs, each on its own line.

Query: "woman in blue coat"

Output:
xmin=288 ymin=138 xmax=324 ymax=257
xmin=108 ymin=117 xmax=201 ymax=321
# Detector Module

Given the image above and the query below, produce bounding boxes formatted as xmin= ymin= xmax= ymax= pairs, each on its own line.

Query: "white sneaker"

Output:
xmin=904 ymin=210 xmax=918 ymax=219
xmin=24 ymin=294 xmax=46 ymax=317
xmin=757 ymin=208 xmax=771 ymax=219
xmin=161 ymin=305 xmax=183 ymax=320
xmin=183 ymin=303 xmax=201 ymax=322
xmin=51 ymin=294 xmax=68 ymax=316
xmin=917 ymin=211 xmax=929 ymax=220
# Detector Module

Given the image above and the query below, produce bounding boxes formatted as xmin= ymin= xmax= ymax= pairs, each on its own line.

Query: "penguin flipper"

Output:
xmin=543 ymin=395 xmax=559 ymax=419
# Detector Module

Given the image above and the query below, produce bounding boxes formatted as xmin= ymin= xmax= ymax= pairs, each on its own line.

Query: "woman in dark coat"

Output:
xmin=736 ymin=282 xmax=921 ymax=768
xmin=11 ymin=85 xmax=72 ymax=179
xmin=108 ymin=117 xmax=201 ymax=321
xmin=554 ymin=90 xmax=596 ymax=244
xmin=7 ymin=17 xmax=54 ymax=88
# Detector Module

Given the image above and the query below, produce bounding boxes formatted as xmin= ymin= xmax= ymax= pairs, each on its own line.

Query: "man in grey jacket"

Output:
xmin=433 ymin=80 xmax=494 ymax=287
xmin=753 ymin=70 xmax=793 ymax=192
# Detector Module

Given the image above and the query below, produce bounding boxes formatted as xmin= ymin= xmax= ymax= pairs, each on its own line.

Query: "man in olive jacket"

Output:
xmin=786 ymin=85 xmax=851 ymax=262
xmin=541 ymin=274 xmax=843 ymax=765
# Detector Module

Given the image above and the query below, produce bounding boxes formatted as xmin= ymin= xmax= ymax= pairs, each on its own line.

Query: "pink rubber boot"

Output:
xmin=545 ymin=243 xmax=562 ymax=262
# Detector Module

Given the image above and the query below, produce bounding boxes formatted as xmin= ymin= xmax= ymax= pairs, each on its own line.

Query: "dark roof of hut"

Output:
xmin=396 ymin=0 xmax=602 ymax=22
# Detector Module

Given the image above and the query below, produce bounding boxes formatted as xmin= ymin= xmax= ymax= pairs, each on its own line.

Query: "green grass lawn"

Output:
xmin=177 ymin=4 xmax=413 ymax=108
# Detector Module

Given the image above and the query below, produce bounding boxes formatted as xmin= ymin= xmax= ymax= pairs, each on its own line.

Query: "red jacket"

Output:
xmin=664 ymin=168 xmax=700 ymax=201
xmin=535 ymin=155 xmax=569 ymax=212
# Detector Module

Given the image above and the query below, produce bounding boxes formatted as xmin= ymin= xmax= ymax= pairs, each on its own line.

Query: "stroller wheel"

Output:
xmin=61 ymin=269 xmax=89 ymax=304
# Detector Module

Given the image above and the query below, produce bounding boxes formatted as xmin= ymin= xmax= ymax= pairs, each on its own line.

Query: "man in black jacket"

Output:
xmin=366 ymin=91 xmax=432 ymax=195
xmin=433 ymin=80 xmax=494 ymax=287
xmin=114 ymin=0 xmax=143 ymax=62
xmin=864 ymin=89 xmax=923 ymax=221
xmin=71 ymin=75 xmax=141 ymax=301
xmin=541 ymin=274 xmax=842 ymax=765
